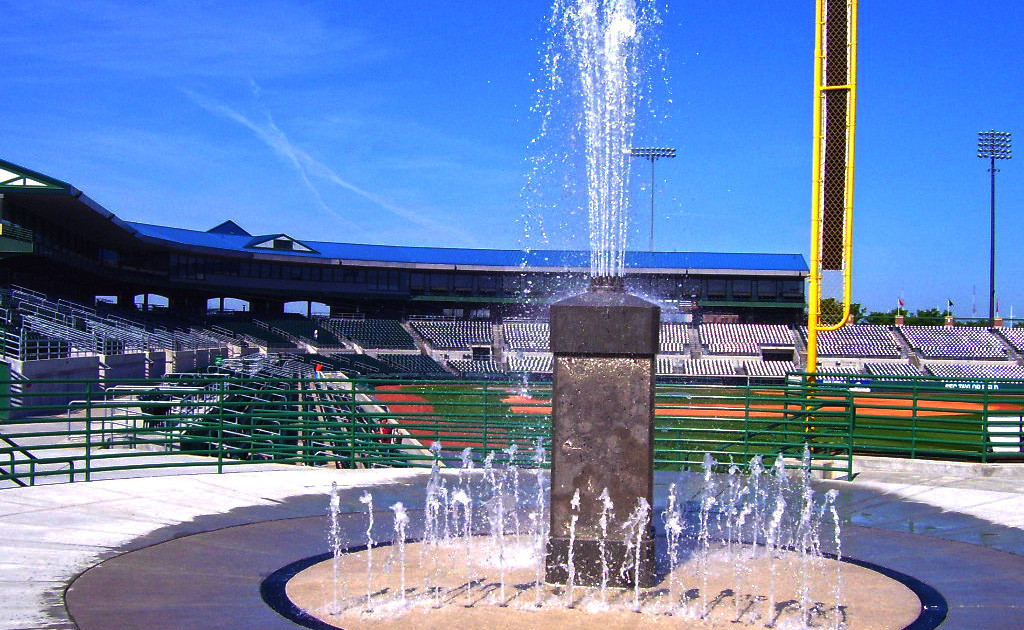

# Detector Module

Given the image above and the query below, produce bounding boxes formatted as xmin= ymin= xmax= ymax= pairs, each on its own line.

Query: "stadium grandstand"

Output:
xmin=2 ymin=156 xmax=1024 ymax=388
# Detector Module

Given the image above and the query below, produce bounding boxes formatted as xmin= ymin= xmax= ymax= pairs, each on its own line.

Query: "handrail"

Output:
xmin=2 ymin=373 xmax=1023 ymax=488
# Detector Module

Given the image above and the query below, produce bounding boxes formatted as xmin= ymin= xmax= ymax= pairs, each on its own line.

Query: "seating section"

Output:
xmin=328 ymin=317 xmax=416 ymax=349
xmin=699 ymin=323 xmax=794 ymax=355
xmin=743 ymin=360 xmax=797 ymax=378
xmin=8 ymin=287 xmax=1024 ymax=385
xmin=813 ymin=364 xmax=864 ymax=375
xmin=674 ymin=358 xmax=738 ymax=376
xmin=507 ymin=354 xmax=553 ymax=374
xmin=503 ymin=321 xmax=550 ymax=351
xmin=803 ymin=325 xmax=901 ymax=358
xmin=996 ymin=328 xmax=1024 ymax=354
xmin=377 ymin=353 xmax=448 ymax=375
xmin=448 ymin=359 xmax=505 ymax=377
xmin=660 ymin=323 xmax=689 ymax=353
xmin=0 ymin=286 xmax=223 ymax=360
xmin=410 ymin=320 xmax=492 ymax=350
xmin=925 ymin=363 xmax=1024 ymax=380
xmin=264 ymin=318 xmax=345 ymax=346
xmin=897 ymin=326 xmax=1008 ymax=360
xmin=216 ymin=320 xmax=295 ymax=347
xmin=865 ymin=362 xmax=921 ymax=377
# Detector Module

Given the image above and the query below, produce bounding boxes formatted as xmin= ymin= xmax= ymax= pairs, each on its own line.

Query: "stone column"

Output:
xmin=545 ymin=281 xmax=660 ymax=587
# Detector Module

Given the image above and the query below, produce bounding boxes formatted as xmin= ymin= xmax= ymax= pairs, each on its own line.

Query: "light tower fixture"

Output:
xmin=977 ymin=130 xmax=1012 ymax=326
xmin=629 ymin=147 xmax=676 ymax=251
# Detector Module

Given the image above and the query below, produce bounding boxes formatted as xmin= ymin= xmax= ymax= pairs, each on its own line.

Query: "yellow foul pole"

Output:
xmin=808 ymin=0 xmax=858 ymax=374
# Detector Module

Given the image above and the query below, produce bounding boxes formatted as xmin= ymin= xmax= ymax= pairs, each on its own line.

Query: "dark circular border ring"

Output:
xmin=260 ymin=546 xmax=948 ymax=630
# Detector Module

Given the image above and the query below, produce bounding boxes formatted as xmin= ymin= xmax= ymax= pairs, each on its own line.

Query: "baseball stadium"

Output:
xmin=1 ymin=154 xmax=1022 ymax=487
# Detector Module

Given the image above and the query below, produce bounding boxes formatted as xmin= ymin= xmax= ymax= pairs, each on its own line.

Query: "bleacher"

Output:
xmin=659 ymin=323 xmax=688 ymax=354
xmin=674 ymin=358 xmax=738 ymax=377
xmin=804 ymin=324 xmax=901 ymax=358
xmin=503 ymin=321 xmax=550 ymax=352
xmin=925 ymin=362 xmax=1024 ymax=380
xmin=448 ymin=359 xmax=505 ymax=378
xmin=328 ymin=317 xmax=417 ymax=350
xmin=377 ymin=353 xmax=448 ymax=375
xmin=215 ymin=320 xmax=296 ymax=348
xmin=0 ymin=286 xmax=224 ymax=361
xmin=264 ymin=318 xmax=345 ymax=346
xmin=897 ymin=326 xmax=1008 ymax=360
xmin=996 ymin=328 xmax=1024 ymax=354
xmin=319 ymin=353 xmax=397 ymax=376
xmin=864 ymin=362 xmax=921 ymax=377
xmin=508 ymin=354 xmax=553 ymax=374
xmin=699 ymin=323 xmax=794 ymax=355
xmin=410 ymin=320 xmax=493 ymax=350
xmin=743 ymin=360 xmax=797 ymax=378
xmin=656 ymin=357 xmax=673 ymax=376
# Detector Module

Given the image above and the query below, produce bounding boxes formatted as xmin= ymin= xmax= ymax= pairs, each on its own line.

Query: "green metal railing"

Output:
xmin=1 ymin=372 xmax=1022 ymax=487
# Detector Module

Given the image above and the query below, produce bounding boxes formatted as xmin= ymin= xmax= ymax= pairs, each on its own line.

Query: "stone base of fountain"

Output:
xmin=280 ymin=538 xmax=921 ymax=630
xmin=545 ymin=537 xmax=656 ymax=587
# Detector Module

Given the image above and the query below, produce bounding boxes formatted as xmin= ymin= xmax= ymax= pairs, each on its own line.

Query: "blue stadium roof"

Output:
xmin=129 ymin=221 xmax=808 ymax=274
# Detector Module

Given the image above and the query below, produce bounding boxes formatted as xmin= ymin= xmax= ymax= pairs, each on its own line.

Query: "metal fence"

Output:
xmin=2 ymin=372 xmax=1022 ymax=487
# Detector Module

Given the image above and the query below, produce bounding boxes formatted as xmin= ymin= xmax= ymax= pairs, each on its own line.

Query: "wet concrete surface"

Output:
xmin=3 ymin=464 xmax=1024 ymax=629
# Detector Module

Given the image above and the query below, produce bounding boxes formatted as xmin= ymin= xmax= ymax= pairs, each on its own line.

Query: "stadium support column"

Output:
xmin=168 ymin=293 xmax=205 ymax=316
xmin=545 ymin=279 xmax=660 ymax=588
xmin=251 ymin=299 xmax=285 ymax=317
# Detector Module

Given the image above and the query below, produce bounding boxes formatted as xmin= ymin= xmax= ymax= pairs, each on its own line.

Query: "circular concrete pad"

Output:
xmin=283 ymin=539 xmax=920 ymax=630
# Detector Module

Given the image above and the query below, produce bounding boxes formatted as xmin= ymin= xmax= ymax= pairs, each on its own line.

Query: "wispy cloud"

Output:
xmin=183 ymin=88 xmax=356 ymax=230
xmin=184 ymin=87 xmax=478 ymax=244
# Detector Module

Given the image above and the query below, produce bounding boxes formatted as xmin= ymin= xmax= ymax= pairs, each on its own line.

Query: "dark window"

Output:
xmin=707 ymin=279 xmax=727 ymax=299
xmin=781 ymin=280 xmax=803 ymax=299
xmin=757 ymin=279 xmax=778 ymax=298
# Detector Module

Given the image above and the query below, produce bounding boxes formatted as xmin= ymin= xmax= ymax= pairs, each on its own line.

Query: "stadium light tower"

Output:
xmin=630 ymin=147 xmax=676 ymax=251
xmin=978 ymin=130 xmax=1012 ymax=326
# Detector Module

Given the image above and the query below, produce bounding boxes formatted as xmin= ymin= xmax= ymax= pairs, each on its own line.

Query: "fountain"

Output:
xmin=279 ymin=444 xmax=927 ymax=630
xmin=264 ymin=1 xmax=935 ymax=628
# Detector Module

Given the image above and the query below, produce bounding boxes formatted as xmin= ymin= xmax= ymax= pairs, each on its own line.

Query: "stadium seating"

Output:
xmin=328 ymin=317 xmax=417 ymax=350
xmin=507 ymin=354 xmax=553 ymax=374
xmin=743 ymin=360 xmax=797 ymax=378
xmin=0 ymin=286 xmax=224 ymax=360
xmin=896 ymin=326 xmax=1008 ymax=360
xmin=659 ymin=323 xmax=689 ymax=353
xmin=216 ymin=320 xmax=295 ymax=347
xmin=377 ymin=353 xmax=448 ymax=375
xmin=995 ymin=328 xmax=1024 ymax=354
xmin=265 ymin=318 xmax=344 ymax=346
xmin=448 ymin=359 xmax=505 ymax=378
xmin=410 ymin=320 xmax=493 ymax=350
xmin=802 ymin=324 xmax=901 ymax=358
xmin=674 ymin=358 xmax=738 ymax=377
xmin=925 ymin=362 xmax=1024 ymax=380
xmin=864 ymin=362 xmax=921 ymax=377
xmin=699 ymin=323 xmax=794 ymax=355
xmin=503 ymin=321 xmax=550 ymax=351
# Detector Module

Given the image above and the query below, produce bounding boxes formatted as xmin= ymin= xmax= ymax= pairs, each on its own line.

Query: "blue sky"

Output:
xmin=1 ymin=1 xmax=1020 ymax=316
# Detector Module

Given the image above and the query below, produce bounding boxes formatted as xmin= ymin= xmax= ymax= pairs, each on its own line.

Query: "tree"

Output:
xmin=816 ymin=298 xmax=865 ymax=325
xmin=864 ymin=308 xmax=899 ymax=326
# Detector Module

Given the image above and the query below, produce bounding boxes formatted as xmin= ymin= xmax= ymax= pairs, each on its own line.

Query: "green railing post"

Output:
xmin=347 ymin=394 xmax=356 ymax=469
xmin=84 ymin=381 xmax=92 ymax=482
xmin=482 ymin=381 xmax=490 ymax=453
xmin=910 ymin=381 xmax=919 ymax=460
xmin=846 ymin=389 xmax=855 ymax=478
xmin=217 ymin=379 xmax=225 ymax=474
xmin=981 ymin=382 xmax=990 ymax=464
